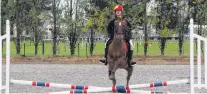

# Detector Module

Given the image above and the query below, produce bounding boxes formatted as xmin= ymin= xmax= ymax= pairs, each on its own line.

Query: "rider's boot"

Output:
xmin=99 ymin=48 xmax=108 ymax=65
xmin=128 ymin=50 xmax=136 ymax=67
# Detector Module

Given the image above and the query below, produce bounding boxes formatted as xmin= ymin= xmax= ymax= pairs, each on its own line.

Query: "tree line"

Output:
xmin=1 ymin=0 xmax=207 ymax=56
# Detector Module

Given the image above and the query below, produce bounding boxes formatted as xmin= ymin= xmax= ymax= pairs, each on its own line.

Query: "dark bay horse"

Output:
xmin=107 ymin=19 xmax=133 ymax=87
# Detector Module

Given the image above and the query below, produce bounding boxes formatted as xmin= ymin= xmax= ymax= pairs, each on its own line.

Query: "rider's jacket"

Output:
xmin=107 ymin=16 xmax=132 ymax=41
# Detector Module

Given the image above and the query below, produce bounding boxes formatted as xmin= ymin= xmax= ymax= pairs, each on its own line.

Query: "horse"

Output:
xmin=107 ymin=19 xmax=133 ymax=87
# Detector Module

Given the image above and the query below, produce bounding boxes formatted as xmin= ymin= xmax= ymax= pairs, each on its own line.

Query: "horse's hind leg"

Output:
xmin=126 ymin=66 xmax=133 ymax=86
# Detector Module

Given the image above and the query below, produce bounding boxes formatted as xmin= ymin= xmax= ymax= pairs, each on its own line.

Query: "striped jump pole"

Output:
xmin=49 ymin=90 xmax=169 ymax=94
xmin=49 ymin=90 xmax=166 ymax=94
xmin=10 ymin=79 xmax=103 ymax=89
xmin=49 ymin=90 xmax=189 ymax=94
xmin=67 ymin=79 xmax=189 ymax=93
xmin=69 ymin=90 xmax=188 ymax=94
xmin=68 ymin=87 xmax=168 ymax=94
xmin=129 ymin=79 xmax=189 ymax=89
xmin=11 ymin=79 xmax=189 ymax=92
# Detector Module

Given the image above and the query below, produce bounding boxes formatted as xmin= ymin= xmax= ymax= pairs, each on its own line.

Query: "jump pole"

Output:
xmin=10 ymin=79 xmax=103 ymax=89
xmin=49 ymin=90 xmax=189 ymax=94
xmin=10 ymin=79 xmax=189 ymax=90
xmin=49 ymin=90 xmax=166 ymax=94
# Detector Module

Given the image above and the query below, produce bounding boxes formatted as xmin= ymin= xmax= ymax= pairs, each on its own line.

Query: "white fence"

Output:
xmin=0 ymin=20 xmax=10 ymax=93
xmin=189 ymin=18 xmax=207 ymax=93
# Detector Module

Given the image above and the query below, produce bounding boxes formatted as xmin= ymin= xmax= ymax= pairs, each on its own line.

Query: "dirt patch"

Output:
xmin=1 ymin=55 xmax=196 ymax=65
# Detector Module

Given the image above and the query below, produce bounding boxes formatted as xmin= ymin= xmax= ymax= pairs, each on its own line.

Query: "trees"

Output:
xmin=2 ymin=0 xmax=207 ymax=56
xmin=188 ymin=0 xmax=207 ymax=54
xmin=2 ymin=0 xmax=53 ymax=55
xmin=83 ymin=8 xmax=108 ymax=56
xmin=52 ymin=0 xmax=63 ymax=56
xmin=177 ymin=0 xmax=189 ymax=55
xmin=127 ymin=0 xmax=153 ymax=56
xmin=80 ymin=0 xmax=109 ymax=56
xmin=156 ymin=0 xmax=177 ymax=55
xmin=61 ymin=0 xmax=84 ymax=56
xmin=52 ymin=0 xmax=57 ymax=55
xmin=29 ymin=0 xmax=51 ymax=55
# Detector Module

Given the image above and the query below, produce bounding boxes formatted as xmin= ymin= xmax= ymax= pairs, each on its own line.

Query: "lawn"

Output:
xmin=1 ymin=40 xmax=193 ymax=57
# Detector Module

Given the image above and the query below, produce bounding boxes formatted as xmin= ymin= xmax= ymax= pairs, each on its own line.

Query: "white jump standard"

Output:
xmin=190 ymin=18 xmax=207 ymax=93
xmin=0 ymin=20 xmax=10 ymax=94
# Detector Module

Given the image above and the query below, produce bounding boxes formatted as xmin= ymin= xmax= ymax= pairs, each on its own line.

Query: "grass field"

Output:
xmin=1 ymin=40 xmax=194 ymax=57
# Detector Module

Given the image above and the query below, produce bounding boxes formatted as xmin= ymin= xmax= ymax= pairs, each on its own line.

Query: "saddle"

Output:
xmin=123 ymin=40 xmax=129 ymax=53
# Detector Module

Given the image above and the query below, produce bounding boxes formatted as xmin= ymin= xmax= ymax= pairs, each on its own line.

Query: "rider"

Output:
xmin=99 ymin=4 xmax=136 ymax=67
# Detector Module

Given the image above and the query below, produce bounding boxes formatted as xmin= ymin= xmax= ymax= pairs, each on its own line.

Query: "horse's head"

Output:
xmin=114 ymin=20 xmax=127 ymax=40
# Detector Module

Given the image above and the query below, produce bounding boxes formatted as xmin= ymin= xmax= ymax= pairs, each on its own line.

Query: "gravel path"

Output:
xmin=1 ymin=64 xmax=207 ymax=93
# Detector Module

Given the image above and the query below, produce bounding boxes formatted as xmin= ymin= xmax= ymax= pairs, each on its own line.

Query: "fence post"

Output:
xmin=64 ymin=40 xmax=66 ymax=52
xmin=23 ymin=42 xmax=25 ymax=57
xmin=137 ymin=42 xmax=138 ymax=56
xmin=78 ymin=42 xmax=80 ymax=57
xmin=6 ymin=20 xmax=10 ymax=93
xmin=205 ymin=39 xmax=207 ymax=89
xmin=42 ymin=40 xmax=44 ymax=55
xmin=86 ymin=43 xmax=88 ymax=57
xmin=190 ymin=18 xmax=194 ymax=93
xmin=0 ymin=23 xmax=2 ymax=93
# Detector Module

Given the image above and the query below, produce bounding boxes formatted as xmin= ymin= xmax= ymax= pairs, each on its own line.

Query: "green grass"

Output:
xmin=1 ymin=40 xmax=194 ymax=57
xmin=133 ymin=40 xmax=191 ymax=56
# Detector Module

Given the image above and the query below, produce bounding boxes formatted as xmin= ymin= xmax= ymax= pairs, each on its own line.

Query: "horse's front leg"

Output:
xmin=107 ymin=57 xmax=114 ymax=79
xmin=110 ymin=61 xmax=119 ymax=86
xmin=125 ymin=66 xmax=133 ymax=86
